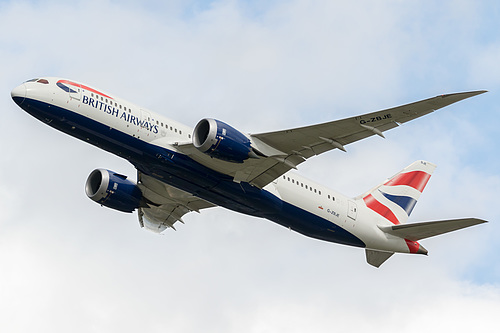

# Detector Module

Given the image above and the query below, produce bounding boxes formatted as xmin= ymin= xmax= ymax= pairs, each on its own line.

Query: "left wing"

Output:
xmin=176 ymin=90 xmax=486 ymax=188
xmin=137 ymin=172 xmax=216 ymax=233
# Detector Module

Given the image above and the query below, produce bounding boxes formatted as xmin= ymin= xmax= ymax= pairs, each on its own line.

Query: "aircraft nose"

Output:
xmin=11 ymin=83 xmax=26 ymax=106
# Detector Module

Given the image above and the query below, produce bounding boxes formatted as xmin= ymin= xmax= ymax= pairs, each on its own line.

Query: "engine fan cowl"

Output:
xmin=85 ymin=169 xmax=143 ymax=213
xmin=193 ymin=118 xmax=254 ymax=163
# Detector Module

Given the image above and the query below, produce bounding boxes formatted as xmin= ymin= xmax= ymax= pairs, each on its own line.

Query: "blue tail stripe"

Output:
xmin=379 ymin=191 xmax=417 ymax=216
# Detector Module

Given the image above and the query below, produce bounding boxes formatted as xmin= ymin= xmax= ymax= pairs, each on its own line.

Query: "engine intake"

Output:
xmin=193 ymin=118 xmax=255 ymax=163
xmin=85 ymin=169 xmax=143 ymax=213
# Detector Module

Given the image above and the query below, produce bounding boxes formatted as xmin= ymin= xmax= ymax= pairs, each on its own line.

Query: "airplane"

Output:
xmin=11 ymin=77 xmax=487 ymax=267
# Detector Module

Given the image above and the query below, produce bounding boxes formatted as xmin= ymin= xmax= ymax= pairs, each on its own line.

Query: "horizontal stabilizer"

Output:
xmin=379 ymin=218 xmax=487 ymax=241
xmin=365 ymin=249 xmax=395 ymax=268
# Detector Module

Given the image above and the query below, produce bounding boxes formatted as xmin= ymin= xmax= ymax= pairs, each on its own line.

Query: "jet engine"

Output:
xmin=85 ymin=169 xmax=143 ymax=213
xmin=193 ymin=118 xmax=258 ymax=163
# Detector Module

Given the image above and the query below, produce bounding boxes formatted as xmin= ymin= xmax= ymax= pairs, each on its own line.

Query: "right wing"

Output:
xmin=177 ymin=90 xmax=486 ymax=188
xmin=137 ymin=171 xmax=216 ymax=233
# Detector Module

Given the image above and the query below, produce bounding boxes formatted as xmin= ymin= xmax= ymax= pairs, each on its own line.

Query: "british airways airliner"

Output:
xmin=11 ymin=78 xmax=487 ymax=267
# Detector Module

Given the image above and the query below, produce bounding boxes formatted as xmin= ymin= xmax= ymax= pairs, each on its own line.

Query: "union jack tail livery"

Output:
xmin=361 ymin=160 xmax=436 ymax=225
xmin=359 ymin=160 xmax=484 ymax=267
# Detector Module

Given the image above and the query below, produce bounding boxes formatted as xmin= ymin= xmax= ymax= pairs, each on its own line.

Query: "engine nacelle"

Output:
xmin=193 ymin=118 xmax=254 ymax=163
xmin=85 ymin=169 xmax=143 ymax=213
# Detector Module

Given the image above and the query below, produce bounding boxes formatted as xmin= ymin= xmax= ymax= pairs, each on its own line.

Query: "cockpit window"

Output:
xmin=24 ymin=78 xmax=49 ymax=84
xmin=25 ymin=78 xmax=49 ymax=84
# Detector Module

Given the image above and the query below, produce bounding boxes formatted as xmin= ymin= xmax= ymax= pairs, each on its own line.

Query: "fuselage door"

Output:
xmin=69 ymin=82 xmax=81 ymax=101
xmin=57 ymin=79 xmax=81 ymax=101
xmin=348 ymin=200 xmax=357 ymax=220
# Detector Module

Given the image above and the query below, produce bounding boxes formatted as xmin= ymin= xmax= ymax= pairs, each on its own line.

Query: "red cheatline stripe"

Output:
xmin=57 ymin=79 xmax=113 ymax=99
xmin=363 ymin=194 xmax=400 ymax=225
xmin=405 ymin=239 xmax=420 ymax=254
xmin=384 ymin=171 xmax=431 ymax=193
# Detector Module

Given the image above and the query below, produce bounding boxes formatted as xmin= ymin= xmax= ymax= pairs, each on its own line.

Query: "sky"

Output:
xmin=1 ymin=0 xmax=500 ymax=332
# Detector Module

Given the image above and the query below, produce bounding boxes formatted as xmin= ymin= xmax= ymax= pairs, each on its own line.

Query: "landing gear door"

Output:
xmin=348 ymin=201 xmax=357 ymax=220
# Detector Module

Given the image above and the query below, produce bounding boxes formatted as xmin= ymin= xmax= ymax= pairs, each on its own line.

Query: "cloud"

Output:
xmin=1 ymin=0 xmax=499 ymax=332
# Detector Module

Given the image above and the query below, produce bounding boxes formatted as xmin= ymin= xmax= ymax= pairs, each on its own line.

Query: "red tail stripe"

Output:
xmin=405 ymin=239 xmax=421 ymax=253
xmin=384 ymin=171 xmax=431 ymax=193
xmin=57 ymin=79 xmax=114 ymax=99
xmin=363 ymin=194 xmax=400 ymax=225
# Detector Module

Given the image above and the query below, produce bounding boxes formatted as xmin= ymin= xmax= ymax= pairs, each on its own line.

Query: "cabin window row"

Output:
xmin=90 ymin=92 xmax=132 ymax=113
xmin=88 ymin=92 xmax=191 ymax=138
xmin=281 ymin=175 xmax=335 ymax=201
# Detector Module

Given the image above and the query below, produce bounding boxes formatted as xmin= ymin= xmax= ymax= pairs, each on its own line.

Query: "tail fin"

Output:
xmin=358 ymin=160 xmax=436 ymax=225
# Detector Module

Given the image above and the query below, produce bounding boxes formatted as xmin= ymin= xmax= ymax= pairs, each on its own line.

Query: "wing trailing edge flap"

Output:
xmin=137 ymin=171 xmax=216 ymax=233
xmin=378 ymin=218 xmax=487 ymax=241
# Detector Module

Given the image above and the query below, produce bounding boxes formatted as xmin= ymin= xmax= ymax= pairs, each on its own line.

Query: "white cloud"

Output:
xmin=1 ymin=0 xmax=499 ymax=332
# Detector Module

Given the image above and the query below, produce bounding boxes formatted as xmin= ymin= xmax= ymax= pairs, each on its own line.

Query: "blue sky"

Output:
xmin=1 ymin=1 xmax=499 ymax=332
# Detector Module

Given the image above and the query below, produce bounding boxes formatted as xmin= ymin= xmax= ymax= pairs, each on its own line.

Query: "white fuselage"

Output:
xmin=12 ymin=78 xmax=419 ymax=255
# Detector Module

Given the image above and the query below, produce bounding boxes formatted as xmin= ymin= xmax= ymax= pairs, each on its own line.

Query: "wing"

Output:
xmin=178 ymin=90 xmax=486 ymax=188
xmin=137 ymin=171 xmax=216 ymax=233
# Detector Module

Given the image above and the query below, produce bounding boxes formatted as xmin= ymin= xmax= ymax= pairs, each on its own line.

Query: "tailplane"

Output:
xmin=367 ymin=218 xmax=487 ymax=268
xmin=378 ymin=218 xmax=487 ymax=241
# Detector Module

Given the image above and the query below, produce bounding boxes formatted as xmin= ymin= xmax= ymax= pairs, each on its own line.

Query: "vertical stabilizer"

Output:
xmin=359 ymin=160 xmax=436 ymax=225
